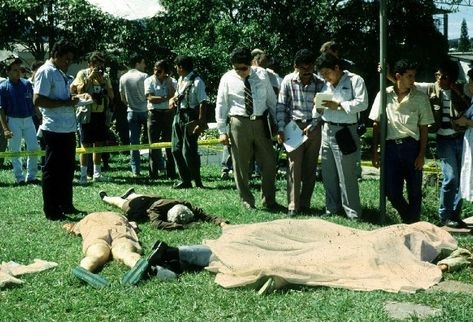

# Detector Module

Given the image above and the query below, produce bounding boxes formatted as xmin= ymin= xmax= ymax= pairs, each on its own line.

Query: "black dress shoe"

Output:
xmin=45 ymin=213 xmax=67 ymax=221
xmin=195 ymin=180 xmax=204 ymax=188
xmin=147 ymin=241 xmax=169 ymax=267
xmin=445 ymin=219 xmax=468 ymax=229
xmin=263 ymin=202 xmax=285 ymax=212
xmin=62 ymin=207 xmax=87 ymax=216
xmin=173 ymin=181 xmax=192 ymax=189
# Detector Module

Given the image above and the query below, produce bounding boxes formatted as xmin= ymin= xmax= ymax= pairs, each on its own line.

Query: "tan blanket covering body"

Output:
xmin=205 ymin=219 xmax=457 ymax=293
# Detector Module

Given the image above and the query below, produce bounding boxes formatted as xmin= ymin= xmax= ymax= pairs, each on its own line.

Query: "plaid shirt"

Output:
xmin=276 ymin=72 xmax=324 ymax=131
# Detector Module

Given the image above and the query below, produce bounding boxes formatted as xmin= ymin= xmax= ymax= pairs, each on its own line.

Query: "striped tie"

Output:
xmin=244 ymin=76 xmax=253 ymax=116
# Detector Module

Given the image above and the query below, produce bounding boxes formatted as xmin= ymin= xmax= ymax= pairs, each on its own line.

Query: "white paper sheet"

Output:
xmin=314 ymin=92 xmax=333 ymax=109
xmin=283 ymin=120 xmax=308 ymax=153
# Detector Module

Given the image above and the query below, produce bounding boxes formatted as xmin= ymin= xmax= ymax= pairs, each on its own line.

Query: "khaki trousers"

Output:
xmin=229 ymin=116 xmax=276 ymax=207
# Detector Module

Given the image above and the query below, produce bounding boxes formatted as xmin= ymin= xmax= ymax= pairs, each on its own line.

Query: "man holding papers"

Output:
xmin=276 ymin=49 xmax=324 ymax=217
xmin=315 ymin=52 xmax=368 ymax=220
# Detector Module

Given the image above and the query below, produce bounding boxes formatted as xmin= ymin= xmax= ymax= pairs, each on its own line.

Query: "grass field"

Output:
xmin=1 ymin=151 xmax=473 ymax=321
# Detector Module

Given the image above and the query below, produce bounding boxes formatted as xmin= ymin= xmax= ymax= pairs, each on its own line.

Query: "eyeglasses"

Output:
xmin=233 ymin=66 xmax=249 ymax=71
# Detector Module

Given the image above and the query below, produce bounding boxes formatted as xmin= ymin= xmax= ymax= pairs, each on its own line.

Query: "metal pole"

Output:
xmin=379 ymin=0 xmax=387 ymax=224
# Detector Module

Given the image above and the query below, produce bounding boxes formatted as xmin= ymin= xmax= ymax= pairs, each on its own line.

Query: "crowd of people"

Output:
xmin=1 ymin=40 xmax=473 ymax=229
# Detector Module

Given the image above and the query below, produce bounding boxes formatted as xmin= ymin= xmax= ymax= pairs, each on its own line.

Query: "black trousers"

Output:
xmin=42 ymin=131 xmax=76 ymax=218
xmin=171 ymin=109 xmax=201 ymax=183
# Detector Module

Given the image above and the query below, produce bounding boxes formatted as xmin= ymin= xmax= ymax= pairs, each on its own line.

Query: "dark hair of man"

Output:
xmin=174 ymin=55 xmax=193 ymax=71
xmin=129 ymin=53 xmax=145 ymax=68
xmin=230 ymin=47 xmax=252 ymax=66
xmin=315 ymin=52 xmax=340 ymax=70
xmin=439 ymin=59 xmax=459 ymax=82
xmin=294 ymin=49 xmax=315 ymax=67
xmin=4 ymin=57 xmax=22 ymax=71
xmin=393 ymin=59 xmax=417 ymax=75
xmin=154 ymin=60 xmax=170 ymax=73
xmin=320 ymin=41 xmax=339 ymax=54
xmin=88 ymin=51 xmax=106 ymax=64
xmin=50 ymin=40 xmax=77 ymax=59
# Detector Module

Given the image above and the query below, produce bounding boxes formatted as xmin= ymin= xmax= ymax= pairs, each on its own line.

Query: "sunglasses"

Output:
xmin=234 ymin=66 xmax=249 ymax=71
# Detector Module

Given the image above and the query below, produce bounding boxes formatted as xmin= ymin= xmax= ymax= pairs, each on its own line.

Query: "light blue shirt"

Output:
xmin=34 ymin=59 xmax=76 ymax=133
xmin=215 ymin=66 xmax=277 ymax=134
xmin=175 ymin=71 xmax=208 ymax=110
xmin=320 ymin=71 xmax=368 ymax=124
xmin=144 ymin=76 xmax=177 ymax=110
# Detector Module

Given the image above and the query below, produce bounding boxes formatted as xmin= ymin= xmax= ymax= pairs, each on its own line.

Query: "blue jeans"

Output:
xmin=127 ymin=111 xmax=148 ymax=174
xmin=385 ymin=138 xmax=423 ymax=223
xmin=179 ymin=245 xmax=212 ymax=269
xmin=437 ymin=136 xmax=463 ymax=222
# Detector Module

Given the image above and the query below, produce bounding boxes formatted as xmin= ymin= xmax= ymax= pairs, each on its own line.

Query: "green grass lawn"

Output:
xmin=1 ymin=152 xmax=473 ymax=321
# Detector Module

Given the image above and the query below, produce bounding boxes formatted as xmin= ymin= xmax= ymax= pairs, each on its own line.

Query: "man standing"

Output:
xmin=169 ymin=55 xmax=208 ymax=189
xmin=370 ymin=59 xmax=434 ymax=224
xmin=72 ymin=51 xmax=114 ymax=183
xmin=0 ymin=57 xmax=41 ymax=185
xmin=216 ymin=47 xmax=279 ymax=210
xmin=145 ymin=60 xmax=176 ymax=179
xmin=315 ymin=52 xmax=368 ymax=219
xmin=276 ymin=49 xmax=324 ymax=216
xmin=33 ymin=40 xmax=82 ymax=220
xmin=119 ymin=54 xmax=148 ymax=177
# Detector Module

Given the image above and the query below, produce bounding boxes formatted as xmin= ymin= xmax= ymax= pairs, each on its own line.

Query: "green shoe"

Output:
xmin=72 ymin=266 xmax=109 ymax=289
xmin=122 ymin=258 xmax=149 ymax=286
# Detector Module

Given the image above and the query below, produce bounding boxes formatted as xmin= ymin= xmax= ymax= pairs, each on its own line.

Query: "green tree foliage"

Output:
xmin=458 ymin=18 xmax=471 ymax=52
xmin=0 ymin=0 xmax=453 ymax=91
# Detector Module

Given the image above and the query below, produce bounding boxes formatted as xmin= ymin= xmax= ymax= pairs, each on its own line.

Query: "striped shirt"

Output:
xmin=276 ymin=72 xmax=324 ymax=131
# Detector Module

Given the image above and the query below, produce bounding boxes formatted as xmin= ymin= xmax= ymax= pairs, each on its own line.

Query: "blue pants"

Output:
xmin=127 ymin=111 xmax=148 ymax=174
xmin=385 ymin=138 xmax=422 ymax=223
xmin=437 ymin=136 xmax=463 ymax=222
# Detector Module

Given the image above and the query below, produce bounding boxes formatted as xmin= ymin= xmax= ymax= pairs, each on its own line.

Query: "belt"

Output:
xmin=437 ymin=133 xmax=464 ymax=140
xmin=325 ymin=121 xmax=357 ymax=126
xmin=232 ymin=115 xmax=265 ymax=120
xmin=387 ymin=137 xmax=415 ymax=144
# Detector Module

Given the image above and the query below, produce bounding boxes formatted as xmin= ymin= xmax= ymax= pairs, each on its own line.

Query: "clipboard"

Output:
xmin=314 ymin=93 xmax=333 ymax=109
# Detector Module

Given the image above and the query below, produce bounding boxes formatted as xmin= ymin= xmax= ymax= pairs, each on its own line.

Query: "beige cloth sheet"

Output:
xmin=205 ymin=219 xmax=457 ymax=293
xmin=0 ymin=259 xmax=58 ymax=288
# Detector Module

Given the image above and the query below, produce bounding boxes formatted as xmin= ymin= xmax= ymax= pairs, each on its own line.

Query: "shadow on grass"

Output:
xmin=361 ymin=207 xmax=399 ymax=226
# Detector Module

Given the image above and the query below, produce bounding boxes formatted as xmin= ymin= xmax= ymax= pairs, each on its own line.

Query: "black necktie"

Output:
xmin=244 ymin=76 xmax=253 ymax=116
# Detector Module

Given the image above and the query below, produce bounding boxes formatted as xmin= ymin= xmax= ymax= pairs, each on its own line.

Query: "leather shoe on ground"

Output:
xmin=443 ymin=219 xmax=468 ymax=229
xmin=195 ymin=180 xmax=205 ymax=188
xmin=173 ymin=182 xmax=192 ymax=189
xmin=62 ymin=207 xmax=87 ymax=216
xmin=147 ymin=241 xmax=169 ymax=267
xmin=99 ymin=191 xmax=107 ymax=200
xmin=120 ymin=187 xmax=135 ymax=199
xmin=263 ymin=202 xmax=285 ymax=212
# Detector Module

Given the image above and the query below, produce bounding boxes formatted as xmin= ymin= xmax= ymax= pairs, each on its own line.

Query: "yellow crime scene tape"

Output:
xmin=0 ymin=138 xmax=441 ymax=174
xmin=0 ymin=139 xmax=220 ymax=157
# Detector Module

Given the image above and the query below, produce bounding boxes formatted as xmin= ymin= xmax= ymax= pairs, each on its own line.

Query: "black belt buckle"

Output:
xmin=249 ymin=115 xmax=257 ymax=120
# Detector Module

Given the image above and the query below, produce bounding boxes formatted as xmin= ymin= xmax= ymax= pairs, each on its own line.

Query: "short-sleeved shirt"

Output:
xmin=144 ymin=76 xmax=177 ymax=110
xmin=34 ymin=59 xmax=76 ymax=133
xmin=369 ymin=86 xmax=434 ymax=141
xmin=175 ymin=71 xmax=208 ymax=110
xmin=119 ymin=69 xmax=148 ymax=112
xmin=71 ymin=68 xmax=112 ymax=113
xmin=0 ymin=78 xmax=35 ymax=118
